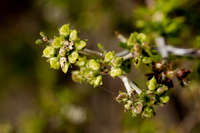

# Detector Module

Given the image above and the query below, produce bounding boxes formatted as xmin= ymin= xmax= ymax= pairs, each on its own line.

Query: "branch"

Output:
xmin=79 ymin=48 xmax=104 ymax=58
xmin=119 ymin=76 xmax=142 ymax=96
xmin=155 ymin=36 xmax=200 ymax=58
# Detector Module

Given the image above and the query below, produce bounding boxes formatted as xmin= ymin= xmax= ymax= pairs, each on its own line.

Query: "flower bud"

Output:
xmin=60 ymin=57 xmax=69 ymax=73
xmin=156 ymin=85 xmax=168 ymax=94
xmin=76 ymin=56 xmax=87 ymax=67
xmin=160 ymin=95 xmax=170 ymax=104
xmin=69 ymin=30 xmax=78 ymax=41
xmin=141 ymin=107 xmax=154 ymax=118
xmin=43 ymin=46 xmax=55 ymax=58
xmin=75 ymin=40 xmax=87 ymax=50
xmin=110 ymin=67 xmax=122 ymax=77
xmin=124 ymin=100 xmax=133 ymax=110
xmin=72 ymin=71 xmax=83 ymax=83
xmin=147 ymin=76 xmax=157 ymax=91
xmin=92 ymin=75 xmax=103 ymax=87
xmin=52 ymin=36 xmax=64 ymax=48
xmin=49 ymin=57 xmax=60 ymax=69
xmin=111 ymin=57 xmax=123 ymax=67
xmin=59 ymin=24 xmax=70 ymax=36
xmin=59 ymin=47 xmax=67 ymax=57
xmin=116 ymin=92 xmax=128 ymax=103
xmin=137 ymin=33 xmax=146 ymax=43
xmin=127 ymin=32 xmax=137 ymax=47
xmin=155 ymin=62 xmax=163 ymax=69
xmin=142 ymin=57 xmax=152 ymax=64
xmin=133 ymin=102 xmax=143 ymax=114
xmin=104 ymin=51 xmax=115 ymax=63
xmin=87 ymin=59 xmax=100 ymax=71
xmin=68 ymin=51 xmax=79 ymax=64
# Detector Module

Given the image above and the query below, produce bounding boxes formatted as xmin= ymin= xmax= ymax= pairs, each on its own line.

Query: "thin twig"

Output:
xmin=119 ymin=76 xmax=142 ymax=96
xmin=155 ymin=36 xmax=200 ymax=58
xmin=122 ymin=53 xmax=135 ymax=60
xmin=79 ymin=48 xmax=104 ymax=58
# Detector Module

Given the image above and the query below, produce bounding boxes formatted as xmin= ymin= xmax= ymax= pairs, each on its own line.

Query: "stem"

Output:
xmin=79 ymin=48 xmax=104 ymax=58
xmin=155 ymin=36 xmax=200 ymax=58
xmin=122 ymin=53 xmax=135 ymax=60
xmin=119 ymin=76 xmax=142 ymax=96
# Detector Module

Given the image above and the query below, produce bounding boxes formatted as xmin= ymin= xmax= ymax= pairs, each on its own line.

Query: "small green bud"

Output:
xmin=160 ymin=95 xmax=170 ymax=104
xmin=110 ymin=67 xmax=122 ymax=77
xmin=87 ymin=59 xmax=100 ymax=71
xmin=124 ymin=100 xmax=133 ymax=110
xmin=127 ymin=32 xmax=137 ymax=47
xmin=62 ymin=63 xmax=69 ymax=73
xmin=156 ymin=85 xmax=168 ymax=94
xmin=68 ymin=51 xmax=79 ymax=64
xmin=59 ymin=47 xmax=67 ymax=57
xmin=116 ymin=92 xmax=128 ymax=103
xmin=111 ymin=57 xmax=123 ymax=67
xmin=104 ymin=51 xmax=115 ymax=63
xmin=75 ymin=40 xmax=86 ymax=50
xmin=92 ymin=75 xmax=103 ymax=87
xmin=133 ymin=102 xmax=143 ymax=114
xmin=72 ymin=71 xmax=83 ymax=83
xmin=59 ymin=24 xmax=70 ymax=36
xmin=84 ymin=70 xmax=95 ymax=81
xmin=49 ymin=57 xmax=60 ymax=69
xmin=60 ymin=57 xmax=69 ymax=73
xmin=147 ymin=76 xmax=157 ymax=91
xmin=35 ymin=39 xmax=43 ymax=45
xmin=52 ymin=36 xmax=64 ymax=48
xmin=142 ymin=57 xmax=152 ymax=64
xmin=69 ymin=30 xmax=78 ymax=41
xmin=137 ymin=33 xmax=146 ymax=43
xmin=142 ymin=107 xmax=154 ymax=118
xmin=43 ymin=46 xmax=55 ymax=58
xmin=75 ymin=56 xmax=87 ymax=67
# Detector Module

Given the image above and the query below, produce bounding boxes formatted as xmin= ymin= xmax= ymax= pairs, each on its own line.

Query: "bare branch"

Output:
xmin=79 ymin=48 xmax=104 ymax=58
xmin=119 ymin=76 xmax=142 ymax=96
xmin=155 ymin=36 xmax=200 ymax=58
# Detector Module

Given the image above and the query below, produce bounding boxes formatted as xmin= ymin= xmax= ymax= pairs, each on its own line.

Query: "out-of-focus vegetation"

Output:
xmin=1 ymin=0 xmax=200 ymax=133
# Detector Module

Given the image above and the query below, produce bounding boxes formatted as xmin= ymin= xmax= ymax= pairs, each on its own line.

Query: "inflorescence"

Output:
xmin=36 ymin=24 xmax=190 ymax=118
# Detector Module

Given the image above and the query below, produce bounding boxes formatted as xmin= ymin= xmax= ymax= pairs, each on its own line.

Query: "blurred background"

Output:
xmin=1 ymin=0 xmax=200 ymax=133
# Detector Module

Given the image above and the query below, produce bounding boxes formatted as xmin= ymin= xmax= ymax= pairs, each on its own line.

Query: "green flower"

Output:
xmin=72 ymin=71 xmax=83 ymax=83
xmin=147 ymin=76 xmax=157 ymax=91
xmin=68 ymin=51 xmax=79 ymax=64
xmin=49 ymin=57 xmax=60 ymax=69
xmin=156 ymin=85 xmax=168 ymax=94
xmin=141 ymin=107 xmax=154 ymax=118
xmin=92 ymin=75 xmax=103 ymax=87
xmin=43 ymin=46 xmax=55 ymax=58
xmin=59 ymin=24 xmax=70 ymax=37
xmin=160 ymin=95 xmax=170 ymax=104
xmin=60 ymin=57 xmax=69 ymax=73
xmin=69 ymin=30 xmax=78 ymax=41
xmin=87 ymin=59 xmax=100 ymax=71
xmin=111 ymin=57 xmax=123 ymax=67
xmin=104 ymin=51 xmax=115 ymax=63
xmin=127 ymin=32 xmax=137 ymax=47
xmin=52 ymin=36 xmax=64 ymax=48
xmin=75 ymin=56 xmax=87 ymax=67
xmin=110 ymin=67 xmax=122 ymax=77
xmin=75 ymin=40 xmax=87 ymax=50
xmin=137 ymin=33 xmax=146 ymax=43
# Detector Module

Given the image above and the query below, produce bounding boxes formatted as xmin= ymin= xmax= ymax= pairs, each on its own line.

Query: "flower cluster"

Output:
xmin=116 ymin=76 xmax=169 ymax=118
xmin=36 ymin=24 xmax=191 ymax=119
xmin=104 ymin=51 xmax=123 ymax=77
